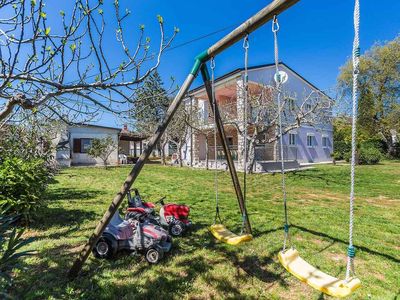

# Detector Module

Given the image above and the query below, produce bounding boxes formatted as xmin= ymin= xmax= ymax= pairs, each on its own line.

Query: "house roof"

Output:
xmin=70 ymin=123 xmax=122 ymax=131
xmin=70 ymin=123 xmax=148 ymax=141
xmin=119 ymin=131 xmax=148 ymax=141
xmin=188 ymin=62 xmax=331 ymax=100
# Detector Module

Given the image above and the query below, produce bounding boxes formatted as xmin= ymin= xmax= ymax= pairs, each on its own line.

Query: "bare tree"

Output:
xmin=165 ymin=105 xmax=189 ymax=167
xmin=184 ymin=97 xmax=213 ymax=169
xmin=0 ymin=0 xmax=178 ymax=125
xmin=222 ymin=82 xmax=333 ymax=172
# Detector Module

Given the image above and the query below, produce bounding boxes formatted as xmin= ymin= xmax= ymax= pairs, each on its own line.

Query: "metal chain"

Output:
xmin=240 ymin=34 xmax=250 ymax=234
xmin=346 ymin=0 xmax=360 ymax=281
xmin=272 ymin=15 xmax=290 ymax=251
xmin=211 ymin=57 xmax=221 ymax=224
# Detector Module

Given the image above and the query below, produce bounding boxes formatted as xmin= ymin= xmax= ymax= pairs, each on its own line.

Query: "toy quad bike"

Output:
xmin=92 ymin=211 xmax=172 ymax=264
xmin=125 ymin=189 xmax=191 ymax=237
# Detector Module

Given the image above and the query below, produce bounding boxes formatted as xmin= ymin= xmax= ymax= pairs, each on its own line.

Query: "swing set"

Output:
xmin=69 ymin=0 xmax=362 ymax=297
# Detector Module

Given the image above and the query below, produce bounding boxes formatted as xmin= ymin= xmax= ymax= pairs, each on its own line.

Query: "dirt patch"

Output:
xmin=373 ymin=273 xmax=385 ymax=280
xmin=276 ymin=278 xmax=316 ymax=300
xmin=365 ymin=196 xmax=400 ymax=206
xmin=22 ymin=230 xmax=41 ymax=239
xmin=312 ymin=239 xmax=324 ymax=245
xmin=67 ymin=245 xmax=84 ymax=254
xmin=306 ymin=193 xmax=343 ymax=201
xmin=327 ymin=252 xmax=346 ymax=262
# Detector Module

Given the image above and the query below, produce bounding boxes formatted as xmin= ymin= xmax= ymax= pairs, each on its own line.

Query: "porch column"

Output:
xmin=133 ymin=141 xmax=137 ymax=157
xmin=139 ymin=140 xmax=143 ymax=155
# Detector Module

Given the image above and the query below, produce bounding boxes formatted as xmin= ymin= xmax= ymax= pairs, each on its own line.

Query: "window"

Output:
xmin=73 ymin=138 xmax=92 ymax=153
xmin=227 ymin=137 xmax=234 ymax=147
xmin=322 ymin=136 xmax=329 ymax=148
xmin=289 ymin=133 xmax=296 ymax=146
xmin=306 ymin=103 xmax=312 ymax=111
xmin=307 ymin=135 xmax=314 ymax=147
xmin=286 ymin=97 xmax=296 ymax=110
xmin=81 ymin=138 xmax=92 ymax=153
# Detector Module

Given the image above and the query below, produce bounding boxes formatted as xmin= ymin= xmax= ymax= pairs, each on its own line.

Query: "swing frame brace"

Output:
xmin=68 ymin=0 xmax=300 ymax=278
xmin=200 ymin=64 xmax=251 ymax=234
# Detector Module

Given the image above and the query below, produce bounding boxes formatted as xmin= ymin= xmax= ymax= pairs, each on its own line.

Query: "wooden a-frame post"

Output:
xmin=68 ymin=0 xmax=300 ymax=278
xmin=200 ymin=64 xmax=252 ymax=234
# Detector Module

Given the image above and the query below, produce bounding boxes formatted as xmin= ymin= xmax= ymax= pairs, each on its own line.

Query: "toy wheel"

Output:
xmin=93 ymin=237 xmax=113 ymax=259
xmin=145 ymin=248 xmax=163 ymax=264
xmin=170 ymin=221 xmax=184 ymax=236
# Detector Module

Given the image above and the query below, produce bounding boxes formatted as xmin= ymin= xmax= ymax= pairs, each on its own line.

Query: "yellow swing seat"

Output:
xmin=210 ymin=224 xmax=253 ymax=246
xmin=278 ymin=248 xmax=361 ymax=298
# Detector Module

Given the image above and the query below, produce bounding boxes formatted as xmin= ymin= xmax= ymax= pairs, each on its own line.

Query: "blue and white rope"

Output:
xmin=346 ymin=0 xmax=360 ymax=281
xmin=211 ymin=58 xmax=220 ymax=224
xmin=272 ymin=15 xmax=290 ymax=251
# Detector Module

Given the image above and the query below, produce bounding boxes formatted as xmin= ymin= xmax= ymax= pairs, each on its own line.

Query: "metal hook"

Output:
xmin=210 ymin=57 xmax=215 ymax=70
xmin=243 ymin=34 xmax=249 ymax=49
xmin=272 ymin=15 xmax=280 ymax=33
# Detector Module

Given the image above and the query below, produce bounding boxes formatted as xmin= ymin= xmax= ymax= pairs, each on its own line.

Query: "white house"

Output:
xmin=180 ymin=62 xmax=334 ymax=171
xmin=55 ymin=124 xmax=147 ymax=167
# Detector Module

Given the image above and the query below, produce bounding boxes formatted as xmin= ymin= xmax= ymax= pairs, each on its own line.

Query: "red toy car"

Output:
xmin=125 ymin=189 xmax=191 ymax=237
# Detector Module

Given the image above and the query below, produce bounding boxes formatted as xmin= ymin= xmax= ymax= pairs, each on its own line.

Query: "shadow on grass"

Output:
xmin=292 ymin=224 xmax=400 ymax=264
xmin=253 ymin=226 xmax=282 ymax=238
xmin=30 ymin=206 xmax=97 ymax=231
xmin=208 ymin=225 xmax=287 ymax=289
xmin=12 ymin=243 xmax=85 ymax=298
xmin=45 ymin=187 xmax=104 ymax=202
xmin=288 ymin=168 xmax=346 ymax=186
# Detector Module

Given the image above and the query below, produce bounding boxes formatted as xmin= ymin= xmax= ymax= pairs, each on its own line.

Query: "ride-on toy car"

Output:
xmin=125 ymin=189 xmax=191 ymax=237
xmin=92 ymin=211 xmax=172 ymax=264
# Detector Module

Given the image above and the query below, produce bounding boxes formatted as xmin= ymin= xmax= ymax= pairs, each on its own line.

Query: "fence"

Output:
xmin=207 ymin=145 xmax=238 ymax=160
xmin=254 ymin=144 xmax=298 ymax=161
xmin=206 ymin=144 xmax=298 ymax=162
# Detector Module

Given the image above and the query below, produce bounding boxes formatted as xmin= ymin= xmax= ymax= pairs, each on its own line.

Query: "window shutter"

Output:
xmin=73 ymin=139 xmax=81 ymax=153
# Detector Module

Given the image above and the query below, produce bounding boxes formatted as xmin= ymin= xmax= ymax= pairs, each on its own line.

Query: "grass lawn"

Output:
xmin=12 ymin=161 xmax=400 ymax=299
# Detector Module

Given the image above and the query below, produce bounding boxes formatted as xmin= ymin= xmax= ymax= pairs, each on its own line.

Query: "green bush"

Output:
xmin=361 ymin=138 xmax=387 ymax=154
xmin=0 ymin=158 xmax=51 ymax=222
xmin=358 ymin=146 xmax=383 ymax=165
xmin=344 ymin=146 xmax=383 ymax=165
xmin=332 ymin=141 xmax=351 ymax=160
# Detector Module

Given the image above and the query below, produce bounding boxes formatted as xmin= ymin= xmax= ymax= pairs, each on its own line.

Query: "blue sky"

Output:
xmin=43 ymin=1 xmax=400 ymax=127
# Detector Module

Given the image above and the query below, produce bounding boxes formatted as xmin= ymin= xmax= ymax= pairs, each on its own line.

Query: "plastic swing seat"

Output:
xmin=278 ymin=248 xmax=361 ymax=298
xmin=210 ymin=224 xmax=253 ymax=246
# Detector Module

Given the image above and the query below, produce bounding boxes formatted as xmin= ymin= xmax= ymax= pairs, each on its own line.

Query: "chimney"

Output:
xmin=123 ymin=124 xmax=128 ymax=131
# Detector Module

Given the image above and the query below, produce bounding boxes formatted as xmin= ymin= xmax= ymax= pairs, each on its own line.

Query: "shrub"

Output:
xmin=361 ymin=138 xmax=387 ymax=154
xmin=0 ymin=211 xmax=34 ymax=298
xmin=343 ymin=145 xmax=383 ymax=165
xmin=358 ymin=146 xmax=383 ymax=165
xmin=0 ymin=158 xmax=52 ymax=222
xmin=332 ymin=141 xmax=351 ymax=160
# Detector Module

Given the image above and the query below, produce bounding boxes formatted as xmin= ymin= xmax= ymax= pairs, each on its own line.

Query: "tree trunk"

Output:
xmin=205 ymin=135 xmax=209 ymax=170
xmin=161 ymin=140 xmax=168 ymax=165
xmin=178 ymin=142 xmax=183 ymax=167
xmin=273 ymin=126 xmax=279 ymax=161
xmin=247 ymin=136 xmax=257 ymax=174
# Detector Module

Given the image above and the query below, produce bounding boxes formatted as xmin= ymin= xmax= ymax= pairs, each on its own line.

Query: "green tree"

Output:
xmin=131 ymin=70 xmax=171 ymax=163
xmin=132 ymin=70 xmax=171 ymax=133
xmin=87 ymin=136 xmax=118 ymax=168
xmin=337 ymin=36 xmax=400 ymax=156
